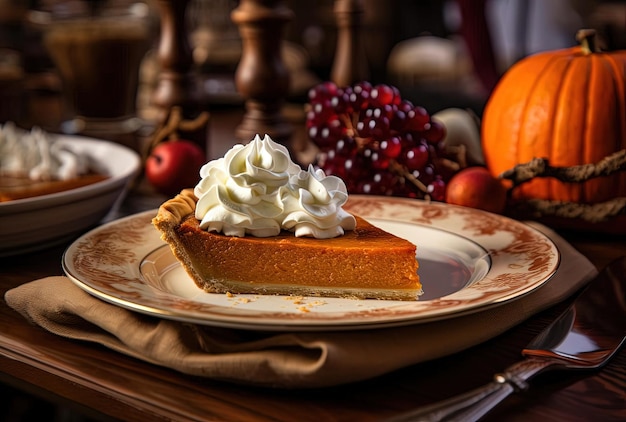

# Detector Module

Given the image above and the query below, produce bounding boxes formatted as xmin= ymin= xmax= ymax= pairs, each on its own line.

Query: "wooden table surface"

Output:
xmin=1 ymin=199 xmax=625 ymax=422
xmin=1 ymin=100 xmax=626 ymax=421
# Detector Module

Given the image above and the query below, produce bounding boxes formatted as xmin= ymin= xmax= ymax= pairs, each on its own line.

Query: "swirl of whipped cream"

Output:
xmin=193 ymin=134 xmax=356 ymax=239
xmin=281 ymin=165 xmax=356 ymax=238
xmin=194 ymin=134 xmax=301 ymax=237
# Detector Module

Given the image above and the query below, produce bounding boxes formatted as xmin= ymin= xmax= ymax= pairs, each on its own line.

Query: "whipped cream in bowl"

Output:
xmin=0 ymin=122 xmax=101 ymax=181
xmin=193 ymin=134 xmax=356 ymax=239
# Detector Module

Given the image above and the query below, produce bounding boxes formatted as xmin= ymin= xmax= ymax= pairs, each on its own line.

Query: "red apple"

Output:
xmin=445 ymin=166 xmax=507 ymax=214
xmin=146 ymin=140 xmax=206 ymax=196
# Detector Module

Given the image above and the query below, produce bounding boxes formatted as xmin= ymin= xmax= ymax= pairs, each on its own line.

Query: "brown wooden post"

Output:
xmin=331 ymin=0 xmax=369 ymax=87
xmin=231 ymin=0 xmax=293 ymax=149
xmin=152 ymin=0 xmax=208 ymax=151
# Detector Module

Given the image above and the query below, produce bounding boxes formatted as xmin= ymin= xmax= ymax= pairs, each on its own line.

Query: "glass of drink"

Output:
xmin=41 ymin=2 xmax=152 ymax=137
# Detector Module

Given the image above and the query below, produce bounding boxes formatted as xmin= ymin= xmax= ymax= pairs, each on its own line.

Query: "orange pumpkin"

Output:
xmin=482 ymin=30 xmax=626 ymax=204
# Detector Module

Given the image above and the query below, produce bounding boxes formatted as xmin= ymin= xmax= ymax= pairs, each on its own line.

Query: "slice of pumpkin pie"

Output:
xmin=153 ymin=134 xmax=421 ymax=300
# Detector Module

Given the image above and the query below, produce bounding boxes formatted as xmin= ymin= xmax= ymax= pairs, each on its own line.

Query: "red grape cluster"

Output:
xmin=306 ymin=81 xmax=461 ymax=201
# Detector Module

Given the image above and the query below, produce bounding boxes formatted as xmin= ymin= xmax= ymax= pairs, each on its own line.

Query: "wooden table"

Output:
xmin=1 ymin=180 xmax=625 ymax=422
xmin=2 ymin=88 xmax=626 ymax=420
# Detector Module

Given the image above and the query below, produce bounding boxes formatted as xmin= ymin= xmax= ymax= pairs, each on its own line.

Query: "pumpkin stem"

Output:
xmin=576 ymin=29 xmax=599 ymax=54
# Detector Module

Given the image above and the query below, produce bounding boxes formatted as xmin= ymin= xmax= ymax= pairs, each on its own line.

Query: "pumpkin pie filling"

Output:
xmin=0 ymin=173 xmax=108 ymax=202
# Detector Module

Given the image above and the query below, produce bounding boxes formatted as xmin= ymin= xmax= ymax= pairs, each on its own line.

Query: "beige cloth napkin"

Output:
xmin=4 ymin=222 xmax=597 ymax=388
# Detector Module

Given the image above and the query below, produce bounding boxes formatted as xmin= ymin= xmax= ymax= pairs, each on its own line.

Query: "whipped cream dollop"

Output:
xmin=194 ymin=134 xmax=356 ymax=238
xmin=0 ymin=122 xmax=92 ymax=181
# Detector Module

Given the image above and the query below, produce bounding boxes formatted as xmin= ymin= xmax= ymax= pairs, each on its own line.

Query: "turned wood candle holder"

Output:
xmin=151 ymin=0 xmax=208 ymax=151
xmin=332 ymin=0 xmax=369 ymax=87
xmin=231 ymin=0 xmax=293 ymax=149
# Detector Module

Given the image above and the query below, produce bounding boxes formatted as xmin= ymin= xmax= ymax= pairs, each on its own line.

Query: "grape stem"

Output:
xmin=389 ymin=160 xmax=428 ymax=194
xmin=339 ymin=108 xmax=446 ymax=197
xmin=445 ymin=144 xmax=467 ymax=169
xmin=437 ymin=156 xmax=462 ymax=173
xmin=338 ymin=113 xmax=356 ymax=138
xmin=338 ymin=112 xmax=371 ymax=149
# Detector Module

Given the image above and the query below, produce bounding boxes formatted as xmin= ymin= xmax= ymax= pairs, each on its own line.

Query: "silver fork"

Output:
xmin=387 ymin=256 xmax=626 ymax=422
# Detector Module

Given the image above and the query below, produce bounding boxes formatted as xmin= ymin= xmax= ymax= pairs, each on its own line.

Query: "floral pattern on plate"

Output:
xmin=62 ymin=195 xmax=559 ymax=331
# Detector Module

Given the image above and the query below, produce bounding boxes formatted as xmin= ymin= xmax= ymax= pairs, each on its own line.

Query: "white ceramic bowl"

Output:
xmin=0 ymin=134 xmax=141 ymax=256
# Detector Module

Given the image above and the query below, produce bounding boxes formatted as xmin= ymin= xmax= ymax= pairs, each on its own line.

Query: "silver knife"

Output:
xmin=388 ymin=256 xmax=626 ymax=422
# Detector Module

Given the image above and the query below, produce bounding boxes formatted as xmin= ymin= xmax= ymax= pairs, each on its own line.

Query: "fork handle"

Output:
xmin=387 ymin=358 xmax=552 ymax=422
xmin=387 ymin=380 xmax=514 ymax=422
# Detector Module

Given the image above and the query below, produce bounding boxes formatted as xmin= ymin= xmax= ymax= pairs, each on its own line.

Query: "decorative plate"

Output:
xmin=62 ymin=196 xmax=560 ymax=331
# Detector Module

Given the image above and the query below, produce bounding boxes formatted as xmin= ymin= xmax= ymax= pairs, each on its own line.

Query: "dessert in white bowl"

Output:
xmin=0 ymin=124 xmax=140 ymax=256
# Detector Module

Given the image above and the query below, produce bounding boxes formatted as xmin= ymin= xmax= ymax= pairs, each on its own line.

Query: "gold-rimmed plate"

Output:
xmin=62 ymin=195 xmax=560 ymax=331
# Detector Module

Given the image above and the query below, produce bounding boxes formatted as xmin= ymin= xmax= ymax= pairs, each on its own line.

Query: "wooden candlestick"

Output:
xmin=331 ymin=0 xmax=369 ymax=87
xmin=152 ymin=0 xmax=208 ymax=150
xmin=231 ymin=0 xmax=293 ymax=148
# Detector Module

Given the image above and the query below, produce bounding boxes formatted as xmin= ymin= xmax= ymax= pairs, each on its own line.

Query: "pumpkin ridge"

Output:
xmin=604 ymin=53 xmax=626 ymax=150
xmin=604 ymin=53 xmax=626 ymax=196
xmin=528 ymin=54 xmax=574 ymax=199
xmin=589 ymin=54 xmax=626 ymax=201
xmin=551 ymin=55 xmax=580 ymax=201
xmin=517 ymin=54 xmax=565 ymax=200
xmin=581 ymin=54 xmax=595 ymax=203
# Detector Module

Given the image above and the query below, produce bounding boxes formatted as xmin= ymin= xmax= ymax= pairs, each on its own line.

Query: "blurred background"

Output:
xmin=1 ymin=0 xmax=625 ymax=420
xmin=1 ymin=0 xmax=625 ymax=135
